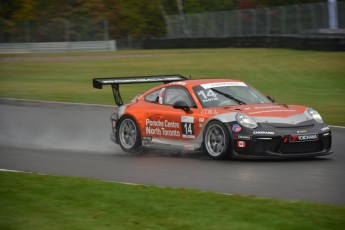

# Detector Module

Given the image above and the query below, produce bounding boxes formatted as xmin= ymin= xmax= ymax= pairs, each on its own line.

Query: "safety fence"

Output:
xmin=1 ymin=2 xmax=344 ymax=52
xmin=0 ymin=19 xmax=109 ymax=43
xmin=165 ymin=2 xmax=345 ymax=38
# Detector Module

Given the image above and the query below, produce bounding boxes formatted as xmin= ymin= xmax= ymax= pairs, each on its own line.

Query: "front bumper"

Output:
xmin=230 ymin=121 xmax=333 ymax=159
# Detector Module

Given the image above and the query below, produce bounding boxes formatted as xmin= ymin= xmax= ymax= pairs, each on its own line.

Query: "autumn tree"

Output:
xmin=116 ymin=0 xmax=165 ymax=38
xmin=0 ymin=0 xmax=338 ymax=42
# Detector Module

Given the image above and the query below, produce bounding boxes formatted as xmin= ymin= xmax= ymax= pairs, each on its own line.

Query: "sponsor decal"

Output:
xmin=201 ymin=98 xmax=218 ymax=103
xmin=234 ymin=134 xmax=251 ymax=140
xmin=112 ymin=121 xmax=116 ymax=127
xmin=321 ymin=127 xmax=331 ymax=132
xmin=199 ymin=118 xmax=205 ymax=123
xmin=237 ymin=141 xmax=246 ymax=148
xmin=145 ymin=118 xmax=180 ymax=137
xmin=101 ymin=76 xmax=183 ymax=84
xmin=253 ymin=131 xmax=275 ymax=135
xmin=181 ymin=116 xmax=195 ymax=138
xmin=254 ymin=106 xmax=283 ymax=110
xmin=282 ymin=136 xmax=289 ymax=143
xmin=248 ymin=109 xmax=296 ymax=115
xmin=232 ymin=124 xmax=242 ymax=133
xmin=201 ymin=82 xmax=247 ymax=89
xmin=290 ymin=134 xmax=318 ymax=142
xmin=297 ymin=130 xmax=307 ymax=134
xmin=184 ymin=144 xmax=195 ymax=151
xmin=201 ymin=110 xmax=218 ymax=115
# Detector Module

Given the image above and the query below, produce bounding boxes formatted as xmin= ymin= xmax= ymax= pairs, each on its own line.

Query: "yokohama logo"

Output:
xmin=290 ymin=134 xmax=318 ymax=142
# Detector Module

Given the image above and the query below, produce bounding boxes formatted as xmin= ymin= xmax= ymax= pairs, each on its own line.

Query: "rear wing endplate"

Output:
xmin=92 ymin=74 xmax=188 ymax=106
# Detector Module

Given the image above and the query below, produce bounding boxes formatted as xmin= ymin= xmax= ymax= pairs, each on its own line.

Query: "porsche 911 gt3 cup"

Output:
xmin=93 ymin=75 xmax=332 ymax=159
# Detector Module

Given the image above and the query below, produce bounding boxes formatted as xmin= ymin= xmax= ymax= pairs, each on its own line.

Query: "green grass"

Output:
xmin=1 ymin=171 xmax=344 ymax=230
xmin=0 ymin=48 xmax=344 ymax=125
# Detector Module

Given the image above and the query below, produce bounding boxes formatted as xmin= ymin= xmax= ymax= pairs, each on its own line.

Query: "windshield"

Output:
xmin=193 ymin=82 xmax=272 ymax=108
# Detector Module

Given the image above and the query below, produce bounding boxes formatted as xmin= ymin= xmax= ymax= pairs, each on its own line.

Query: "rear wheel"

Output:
xmin=204 ymin=121 xmax=231 ymax=160
xmin=117 ymin=115 xmax=141 ymax=153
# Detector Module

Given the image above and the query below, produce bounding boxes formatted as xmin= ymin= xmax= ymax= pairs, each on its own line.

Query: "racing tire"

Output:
xmin=117 ymin=115 xmax=142 ymax=153
xmin=204 ymin=121 xmax=231 ymax=160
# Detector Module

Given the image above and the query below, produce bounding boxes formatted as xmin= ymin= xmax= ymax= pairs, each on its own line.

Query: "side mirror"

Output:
xmin=267 ymin=96 xmax=275 ymax=103
xmin=173 ymin=101 xmax=190 ymax=112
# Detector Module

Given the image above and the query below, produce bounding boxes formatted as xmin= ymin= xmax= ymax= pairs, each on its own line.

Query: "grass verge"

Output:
xmin=0 ymin=171 xmax=345 ymax=230
xmin=0 ymin=48 xmax=344 ymax=125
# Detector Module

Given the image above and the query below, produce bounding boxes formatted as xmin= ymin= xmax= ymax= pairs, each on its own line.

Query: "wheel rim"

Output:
xmin=119 ymin=119 xmax=137 ymax=149
xmin=205 ymin=124 xmax=226 ymax=157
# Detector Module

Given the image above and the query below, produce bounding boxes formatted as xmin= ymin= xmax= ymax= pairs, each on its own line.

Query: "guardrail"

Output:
xmin=143 ymin=35 xmax=345 ymax=51
xmin=0 ymin=40 xmax=116 ymax=53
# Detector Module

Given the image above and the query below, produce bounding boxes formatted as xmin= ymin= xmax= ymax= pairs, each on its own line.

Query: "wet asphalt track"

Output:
xmin=0 ymin=98 xmax=344 ymax=205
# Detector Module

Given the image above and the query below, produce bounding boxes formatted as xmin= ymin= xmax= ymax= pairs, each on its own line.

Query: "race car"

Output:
xmin=93 ymin=74 xmax=332 ymax=159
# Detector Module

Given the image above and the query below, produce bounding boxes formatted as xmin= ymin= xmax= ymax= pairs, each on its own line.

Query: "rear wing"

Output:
xmin=92 ymin=74 xmax=188 ymax=106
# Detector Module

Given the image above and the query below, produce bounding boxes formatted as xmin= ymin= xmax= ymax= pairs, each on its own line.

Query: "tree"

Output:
xmin=160 ymin=0 xmax=237 ymax=14
xmin=0 ymin=0 xmax=37 ymax=21
xmin=118 ymin=0 xmax=165 ymax=38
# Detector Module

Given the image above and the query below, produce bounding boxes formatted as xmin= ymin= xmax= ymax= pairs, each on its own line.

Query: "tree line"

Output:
xmin=0 ymin=0 xmax=330 ymax=39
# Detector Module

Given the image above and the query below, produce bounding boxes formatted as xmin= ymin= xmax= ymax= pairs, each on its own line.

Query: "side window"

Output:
xmin=163 ymin=86 xmax=196 ymax=108
xmin=145 ymin=89 xmax=160 ymax=103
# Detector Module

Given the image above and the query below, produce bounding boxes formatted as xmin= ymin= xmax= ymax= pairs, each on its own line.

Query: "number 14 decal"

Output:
xmin=184 ymin=123 xmax=193 ymax=135
xmin=197 ymin=89 xmax=217 ymax=99
xmin=181 ymin=116 xmax=195 ymax=138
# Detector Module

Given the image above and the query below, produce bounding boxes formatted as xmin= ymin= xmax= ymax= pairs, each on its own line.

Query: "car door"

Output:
xmin=144 ymin=86 xmax=204 ymax=146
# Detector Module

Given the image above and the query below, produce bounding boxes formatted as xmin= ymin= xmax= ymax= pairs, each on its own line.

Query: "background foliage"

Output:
xmin=0 ymin=0 xmax=331 ymax=39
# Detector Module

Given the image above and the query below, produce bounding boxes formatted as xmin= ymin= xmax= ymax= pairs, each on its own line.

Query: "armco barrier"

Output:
xmin=0 ymin=40 xmax=116 ymax=53
xmin=143 ymin=35 xmax=345 ymax=51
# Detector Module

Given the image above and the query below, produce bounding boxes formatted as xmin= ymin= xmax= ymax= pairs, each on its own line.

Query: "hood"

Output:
xmin=236 ymin=104 xmax=306 ymax=117
xmin=239 ymin=104 xmax=311 ymax=125
xmin=214 ymin=104 xmax=312 ymax=125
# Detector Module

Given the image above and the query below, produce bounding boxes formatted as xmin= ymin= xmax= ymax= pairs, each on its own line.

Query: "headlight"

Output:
xmin=236 ymin=113 xmax=257 ymax=129
xmin=307 ymin=108 xmax=323 ymax=124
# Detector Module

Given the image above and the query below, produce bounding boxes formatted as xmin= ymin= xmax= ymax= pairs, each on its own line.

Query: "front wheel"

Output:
xmin=204 ymin=121 xmax=231 ymax=160
xmin=117 ymin=115 xmax=141 ymax=153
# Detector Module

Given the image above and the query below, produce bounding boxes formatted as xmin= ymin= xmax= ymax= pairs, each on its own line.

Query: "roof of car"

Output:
xmin=143 ymin=78 xmax=247 ymax=96
xmin=172 ymin=78 xmax=245 ymax=87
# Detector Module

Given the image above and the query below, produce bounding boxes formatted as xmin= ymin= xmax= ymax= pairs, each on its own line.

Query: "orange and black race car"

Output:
xmin=93 ymin=75 xmax=332 ymax=159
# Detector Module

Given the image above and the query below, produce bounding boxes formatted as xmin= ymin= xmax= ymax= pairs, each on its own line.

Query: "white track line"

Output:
xmin=1 ymin=168 xmax=302 ymax=203
xmin=330 ymin=125 xmax=345 ymax=129
xmin=0 ymin=169 xmax=23 ymax=173
xmin=0 ymin=168 xmax=242 ymax=197
xmin=0 ymin=97 xmax=114 ymax=108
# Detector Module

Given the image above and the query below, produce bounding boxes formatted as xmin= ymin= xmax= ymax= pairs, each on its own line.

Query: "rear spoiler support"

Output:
xmin=111 ymin=84 xmax=123 ymax=106
xmin=93 ymin=74 xmax=188 ymax=106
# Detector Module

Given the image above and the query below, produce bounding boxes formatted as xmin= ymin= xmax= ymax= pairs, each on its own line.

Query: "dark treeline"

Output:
xmin=0 ymin=0 xmax=328 ymax=39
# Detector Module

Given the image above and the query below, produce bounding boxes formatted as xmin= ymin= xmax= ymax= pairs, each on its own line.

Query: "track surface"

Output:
xmin=1 ymin=99 xmax=344 ymax=204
